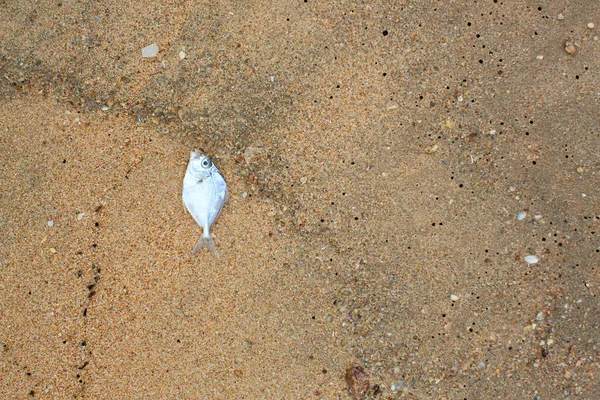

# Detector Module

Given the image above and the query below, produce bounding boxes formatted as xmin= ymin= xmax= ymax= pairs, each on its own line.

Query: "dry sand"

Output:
xmin=1 ymin=0 xmax=599 ymax=398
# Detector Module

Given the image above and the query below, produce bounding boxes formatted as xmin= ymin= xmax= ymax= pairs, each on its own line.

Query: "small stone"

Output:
xmin=517 ymin=211 xmax=527 ymax=221
xmin=179 ymin=51 xmax=186 ymax=60
xmin=536 ymin=55 xmax=544 ymax=60
xmin=524 ymin=255 xmax=539 ymax=264
xmin=424 ymin=144 xmax=438 ymax=154
xmin=47 ymin=220 xmax=54 ymax=227
xmin=547 ymin=339 xmax=554 ymax=345
xmin=142 ymin=43 xmax=159 ymax=58
xmin=300 ymin=177 xmax=307 ymax=184
xmin=233 ymin=369 xmax=243 ymax=378
xmin=565 ymin=41 xmax=577 ymax=55
xmin=381 ymin=172 xmax=388 ymax=177
xmin=101 ymin=106 xmax=109 ymax=111
xmin=576 ymin=167 xmax=584 ymax=173
xmin=345 ymin=366 xmax=370 ymax=399
xmin=241 ymin=192 xmax=248 ymax=198
xmin=535 ymin=311 xmax=544 ymax=321
xmin=49 ymin=248 xmax=57 ymax=254
xmin=588 ymin=22 xmax=595 ymax=29
xmin=557 ymin=13 xmax=565 ymax=20
xmin=450 ymin=294 xmax=459 ymax=301
xmin=269 ymin=76 xmax=275 ymax=82
xmin=77 ymin=212 xmax=85 ymax=221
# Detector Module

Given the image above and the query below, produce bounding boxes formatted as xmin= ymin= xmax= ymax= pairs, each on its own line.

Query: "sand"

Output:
xmin=0 ymin=0 xmax=599 ymax=398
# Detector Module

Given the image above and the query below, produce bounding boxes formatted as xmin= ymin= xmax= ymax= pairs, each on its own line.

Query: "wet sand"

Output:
xmin=1 ymin=1 xmax=599 ymax=398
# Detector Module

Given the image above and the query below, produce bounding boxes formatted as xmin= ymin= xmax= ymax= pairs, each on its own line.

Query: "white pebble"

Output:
xmin=517 ymin=211 xmax=527 ymax=220
xmin=535 ymin=311 xmax=544 ymax=321
xmin=179 ymin=51 xmax=186 ymax=60
xmin=557 ymin=13 xmax=565 ymax=20
xmin=47 ymin=220 xmax=54 ymax=227
xmin=509 ymin=186 xmax=515 ymax=192
xmin=77 ymin=212 xmax=85 ymax=221
xmin=588 ymin=22 xmax=595 ymax=29
xmin=270 ymin=76 xmax=275 ymax=82
xmin=457 ymin=95 xmax=463 ymax=102
xmin=450 ymin=294 xmax=459 ymax=301
xmin=300 ymin=177 xmax=307 ymax=184
xmin=101 ymin=106 xmax=109 ymax=111
xmin=536 ymin=55 xmax=544 ymax=60
xmin=142 ymin=43 xmax=159 ymax=58
xmin=524 ymin=255 xmax=539 ymax=264
xmin=546 ymin=339 xmax=554 ymax=345
xmin=241 ymin=192 xmax=248 ymax=198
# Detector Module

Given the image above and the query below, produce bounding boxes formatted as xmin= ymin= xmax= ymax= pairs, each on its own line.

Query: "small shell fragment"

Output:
xmin=179 ymin=51 xmax=186 ymax=60
xmin=142 ymin=43 xmax=159 ymax=58
xmin=450 ymin=294 xmax=459 ymax=301
xmin=524 ymin=255 xmax=539 ymax=264
xmin=517 ymin=211 xmax=527 ymax=221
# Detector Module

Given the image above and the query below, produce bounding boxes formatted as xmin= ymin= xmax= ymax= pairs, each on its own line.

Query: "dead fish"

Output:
xmin=182 ymin=150 xmax=228 ymax=256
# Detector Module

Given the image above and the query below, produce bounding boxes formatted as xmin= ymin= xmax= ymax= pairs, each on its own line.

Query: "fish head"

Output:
xmin=188 ymin=149 xmax=214 ymax=178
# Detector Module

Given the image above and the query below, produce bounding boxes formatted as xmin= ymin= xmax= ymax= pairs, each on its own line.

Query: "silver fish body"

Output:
xmin=182 ymin=150 xmax=228 ymax=256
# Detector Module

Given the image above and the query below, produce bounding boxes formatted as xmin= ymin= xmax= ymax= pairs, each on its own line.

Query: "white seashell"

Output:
xmin=142 ymin=43 xmax=159 ymax=58
xmin=524 ymin=255 xmax=539 ymax=264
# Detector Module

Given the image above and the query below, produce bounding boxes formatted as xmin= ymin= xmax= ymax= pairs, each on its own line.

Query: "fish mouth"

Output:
xmin=191 ymin=149 xmax=205 ymax=159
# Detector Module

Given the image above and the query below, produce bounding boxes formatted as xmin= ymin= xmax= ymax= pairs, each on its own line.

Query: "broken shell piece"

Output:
xmin=142 ymin=43 xmax=159 ymax=58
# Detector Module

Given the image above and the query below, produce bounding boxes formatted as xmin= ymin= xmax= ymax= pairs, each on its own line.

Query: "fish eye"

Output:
xmin=201 ymin=159 xmax=212 ymax=168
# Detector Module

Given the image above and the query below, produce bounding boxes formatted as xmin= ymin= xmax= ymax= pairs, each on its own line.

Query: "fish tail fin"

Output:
xmin=192 ymin=234 xmax=218 ymax=257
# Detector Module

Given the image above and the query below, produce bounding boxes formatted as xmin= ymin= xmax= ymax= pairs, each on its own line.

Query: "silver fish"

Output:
xmin=182 ymin=150 xmax=228 ymax=256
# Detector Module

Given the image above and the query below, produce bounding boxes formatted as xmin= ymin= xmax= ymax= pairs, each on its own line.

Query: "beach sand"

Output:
xmin=1 ymin=1 xmax=599 ymax=398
